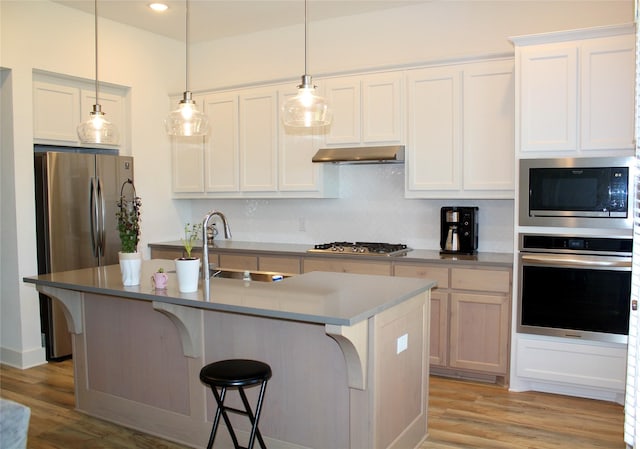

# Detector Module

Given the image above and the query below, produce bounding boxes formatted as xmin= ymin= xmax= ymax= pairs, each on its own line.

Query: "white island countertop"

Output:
xmin=24 ymin=260 xmax=436 ymax=326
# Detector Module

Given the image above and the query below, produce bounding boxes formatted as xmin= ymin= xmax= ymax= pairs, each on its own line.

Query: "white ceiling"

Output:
xmin=52 ymin=0 xmax=424 ymax=43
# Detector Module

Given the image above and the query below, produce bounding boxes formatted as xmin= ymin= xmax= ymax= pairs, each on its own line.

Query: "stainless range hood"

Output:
xmin=312 ymin=145 xmax=404 ymax=164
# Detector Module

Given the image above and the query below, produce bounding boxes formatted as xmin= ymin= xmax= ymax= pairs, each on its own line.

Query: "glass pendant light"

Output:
xmin=165 ymin=0 xmax=209 ymax=137
xmin=282 ymin=0 xmax=331 ymax=128
xmin=77 ymin=0 xmax=119 ymax=145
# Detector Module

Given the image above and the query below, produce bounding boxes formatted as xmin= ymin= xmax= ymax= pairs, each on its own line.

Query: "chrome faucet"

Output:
xmin=202 ymin=210 xmax=232 ymax=281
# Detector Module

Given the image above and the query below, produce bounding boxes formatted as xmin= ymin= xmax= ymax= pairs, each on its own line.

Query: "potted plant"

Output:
xmin=116 ymin=180 xmax=142 ymax=286
xmin=175 ymin=222 xmax=202 ymax=293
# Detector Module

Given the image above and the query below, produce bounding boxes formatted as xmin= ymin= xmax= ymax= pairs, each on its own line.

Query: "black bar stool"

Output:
xmin=200 ymin=359 xmax=272 ymax=449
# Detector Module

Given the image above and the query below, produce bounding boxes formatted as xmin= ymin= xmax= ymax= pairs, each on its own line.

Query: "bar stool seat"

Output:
xmin=200 ymin=359 xmax=272 ymax=449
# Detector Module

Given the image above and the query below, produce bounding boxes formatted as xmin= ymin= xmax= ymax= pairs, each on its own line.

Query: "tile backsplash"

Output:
xmin=191 ymin=164 xmax=515 ymax=253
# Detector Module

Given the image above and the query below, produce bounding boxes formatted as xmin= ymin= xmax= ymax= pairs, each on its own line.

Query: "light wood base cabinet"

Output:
xmin=394 ymin=262 xmax=512 ymax=383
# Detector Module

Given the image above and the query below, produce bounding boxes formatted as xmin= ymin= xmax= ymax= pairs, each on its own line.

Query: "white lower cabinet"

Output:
xmin=405 ymin=58 xmax=514 ymax=199
xmin=171 ymin=85 xmax=337 ymax=198
xmin=514 ymin=334 xmax=627 ymax=403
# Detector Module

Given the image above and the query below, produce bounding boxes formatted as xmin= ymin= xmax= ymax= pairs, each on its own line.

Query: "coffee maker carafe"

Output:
xmin=440 ymin=207 xmax=478 ymax=255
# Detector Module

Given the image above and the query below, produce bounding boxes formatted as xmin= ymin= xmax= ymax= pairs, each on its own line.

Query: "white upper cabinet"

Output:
xmin=33 ymin=77 xmax=127 ymax=149
xmin=406 ymin=59 xmax=515 ymax=199
xmin=33 ymin=81 xmax=81 ymax=142
xmin=204 ymin=93 xmax=240 ymax=193
xmin=514 ymin=24 xmax=634 ymax=157
xmin=462 ymin=60 xmax=515 ymax=193
xmin=406 ymin=65 xmax=462 ymax=193
xmin=323 ymin=72 xmax=404 ymax=146
xmin=239 ymin=86 xmax=279 ymax=192
xmin=171 ymin=85 xmax=337 ymax=198
xmin=580 ymin=35 xmax=635 ymax=151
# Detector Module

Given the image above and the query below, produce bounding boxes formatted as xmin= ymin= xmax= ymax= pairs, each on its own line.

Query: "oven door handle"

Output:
xmin=521 ymin=253 xmax=632 ymax=269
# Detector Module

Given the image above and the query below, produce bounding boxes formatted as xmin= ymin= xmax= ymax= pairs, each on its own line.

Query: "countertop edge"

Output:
xmin=24 ymin=266 xmax=437 ymax=327
xmin=148 ymin=241 xmax=514 ymax=267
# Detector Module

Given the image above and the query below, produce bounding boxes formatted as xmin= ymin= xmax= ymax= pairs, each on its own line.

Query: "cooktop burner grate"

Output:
xmin=308 ymin=242 xmax=411 ymax=257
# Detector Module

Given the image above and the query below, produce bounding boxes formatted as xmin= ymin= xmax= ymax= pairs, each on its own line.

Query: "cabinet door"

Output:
xmin=303 ymin=258 xmax=391 ymax=276
xmin=580 ymin=34 xmax=635 ymax=151
xmin=203 ymin=93 xmax=239 ymax=192
xmin=449 ymin=292 xmax=510 ymax=374
xmin=463 ymin=60 xmax=515 ymax=194
xmin=239 ymin=88 xmax=278 ymax=191
xmin=172 ymin=135 xmax=205 ymax=193
xmin=430 ymin=291 xmax=449 ymax=367
xmin=258 ymin=255 xmax=302 ymax=274
xmin=519 ymin=44 xmax=578 ymax=152
xmin=278 ymin=88 xmax=323 ymax=192
xmin=361 ymin=72 xmax=404 ymax=144
xmin=406 ymin=66 xmax=462 ymax=191
xmin=324 ymin=77 xmax=361 ymax=145
xmin=33 ymin=81 xmax=80 ymax=142
xmin=219 ymin=254 xmax=258 ymax=271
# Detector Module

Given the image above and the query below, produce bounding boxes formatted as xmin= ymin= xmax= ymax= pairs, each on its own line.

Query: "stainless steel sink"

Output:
xmin=211 ymin=268 xmax=292 ymax=282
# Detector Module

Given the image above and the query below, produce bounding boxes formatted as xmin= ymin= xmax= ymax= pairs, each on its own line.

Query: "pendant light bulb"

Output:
xmin=77 ymin=0 xmax=119 ymax=145
xmin=165 ymin=91 xmax=209 ymax=137
xmin=78 ymin=104 xmax=119 ymax=144
xmin=281 ymin=0 xmax=331 ymax=128
xmin=165 ymin=0 xmax=209 ymax=137
xmin=282 ymin=75 xmax=331 ymax=127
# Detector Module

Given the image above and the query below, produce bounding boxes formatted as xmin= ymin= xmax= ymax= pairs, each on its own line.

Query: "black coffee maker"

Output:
xmin=440 ymin=207 xmax=479 ymax=255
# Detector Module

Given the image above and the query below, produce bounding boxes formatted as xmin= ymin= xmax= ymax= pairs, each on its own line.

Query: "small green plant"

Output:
xmin=116 ymin=194 xmax=142 ymax=253
xmin=156 ymin=267 xmax=165 ymax=273
xmin=181 ymin=222 xmax=202 ymax=258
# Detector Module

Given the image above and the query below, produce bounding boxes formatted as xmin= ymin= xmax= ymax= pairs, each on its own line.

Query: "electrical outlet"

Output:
xmin=396 ymin=333 xmax=408 ymax=354
xmin=298 ymin=217 xmax=306 ymax=232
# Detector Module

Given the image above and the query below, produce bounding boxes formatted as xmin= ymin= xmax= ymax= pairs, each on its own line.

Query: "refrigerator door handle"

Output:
xmin=89 ymin=177 xmax=99 ymax=257
xmin=97 ymin=177 xmax=106 ymax=259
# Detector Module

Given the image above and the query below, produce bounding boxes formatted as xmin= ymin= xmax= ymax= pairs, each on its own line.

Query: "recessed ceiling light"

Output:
xmin=149 ymin=3 xmax=169 ymax=12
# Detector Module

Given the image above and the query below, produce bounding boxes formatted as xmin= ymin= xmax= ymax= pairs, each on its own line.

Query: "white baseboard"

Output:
xmin=0 ymin=345 xmax=46 ymax=369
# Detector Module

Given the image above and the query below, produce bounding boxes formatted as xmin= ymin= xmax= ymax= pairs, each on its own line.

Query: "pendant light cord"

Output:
xmin=94 ymin=0 xmax=100 ymax=105
xmin=185 ymin=0 xmax=190 ymax=93
xmin=304 ymin=0 xmax=308 ymax=76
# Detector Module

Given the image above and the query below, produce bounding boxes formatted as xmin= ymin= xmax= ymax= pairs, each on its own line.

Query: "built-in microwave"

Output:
xmin=519 ymin=156 xmax=634 ymax=230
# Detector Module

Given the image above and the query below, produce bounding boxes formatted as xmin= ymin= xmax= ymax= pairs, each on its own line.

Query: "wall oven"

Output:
xmin=517 ymin=234 xmax=632 ymax=344
xmin=519 ymin=156 xmax=633 ymax=230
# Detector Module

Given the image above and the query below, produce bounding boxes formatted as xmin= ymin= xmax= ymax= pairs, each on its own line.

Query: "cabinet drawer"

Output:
xmin=451 ymin=267 xmax=510 ymax=293
xmin=258 ymin=256 xmax=301 ymax=274
xmin=303 ymin=258 xmax=391 ymax=276
xmin=393 ymin=263 xmax=449 ymax=288
xmin=150 ymin=248 xmax=182 ymax=260
xmin=219 ymin=254 xmax=258 ymax=271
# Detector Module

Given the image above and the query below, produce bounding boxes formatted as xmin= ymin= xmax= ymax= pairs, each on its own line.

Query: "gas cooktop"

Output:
xmin=308 ymin=242 xmax=411 ymax=257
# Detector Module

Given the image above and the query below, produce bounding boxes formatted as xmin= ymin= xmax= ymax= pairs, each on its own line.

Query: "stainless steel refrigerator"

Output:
xmin=34 ymin=145 xmax=134 ymax=360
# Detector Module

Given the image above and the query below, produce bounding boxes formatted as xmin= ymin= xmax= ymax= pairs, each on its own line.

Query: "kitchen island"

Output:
xmin=24 ymin=260 xmax=435 ymax=449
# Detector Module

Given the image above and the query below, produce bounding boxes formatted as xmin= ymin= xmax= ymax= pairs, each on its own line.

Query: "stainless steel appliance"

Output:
xmin=519 ymin=156 xmax=633 ymax=230
xmin=34 ymin=145 xmax=134 ymax=360
xmin=440 ymin=207 xmax=478 ymax=255
xmin=517 ymin=234 xmax=631 ymax=344
xmin=308 ymin=242 xmax=411 ymax=257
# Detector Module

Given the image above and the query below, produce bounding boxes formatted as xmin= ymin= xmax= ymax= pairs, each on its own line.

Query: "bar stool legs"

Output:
xmin=200 ymin=359 xmax=272 ymax=449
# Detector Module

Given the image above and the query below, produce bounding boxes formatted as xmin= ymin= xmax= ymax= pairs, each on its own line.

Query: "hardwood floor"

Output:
xmin=0 ymin=360 xmax=625 ymax=449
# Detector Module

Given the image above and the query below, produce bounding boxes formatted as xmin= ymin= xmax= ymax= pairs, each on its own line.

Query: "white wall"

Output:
xmin=183 ymin=1 xmax=633 ymax=251
xmin=0 ymin=0 xmax=187 ymax=367
xmin=0 ymin=0 xmax=633 ymax=368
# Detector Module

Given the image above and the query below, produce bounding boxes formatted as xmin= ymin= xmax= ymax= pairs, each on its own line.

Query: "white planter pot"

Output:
xmin=175 ymin=257 xmax=200 ymax=293
xmin=119 ymin=251 xmax=142 ymax=286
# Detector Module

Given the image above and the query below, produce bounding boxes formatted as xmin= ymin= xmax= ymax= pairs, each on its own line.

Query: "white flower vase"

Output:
xmin=175 ymin=257 xmax=200 ymax=293
xmin=119 ymin=252 xmax=142 ymax=286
